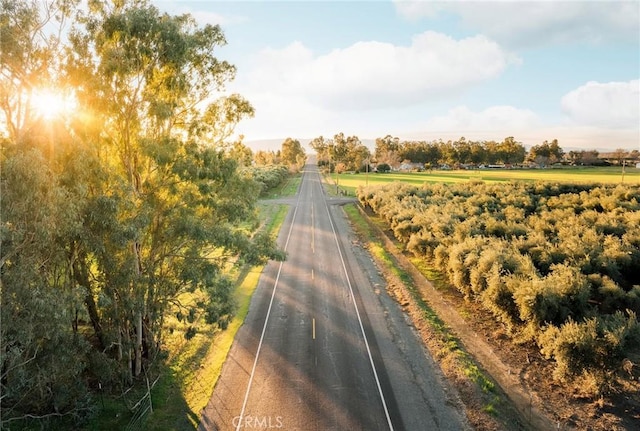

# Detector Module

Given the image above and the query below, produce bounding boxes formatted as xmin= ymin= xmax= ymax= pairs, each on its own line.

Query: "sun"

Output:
xmin=31 ymin=88 xmax=75 ymax=120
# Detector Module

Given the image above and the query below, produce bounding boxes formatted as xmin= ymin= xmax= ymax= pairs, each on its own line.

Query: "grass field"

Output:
xmin=329 ymin=166 xmax=640 ymax=195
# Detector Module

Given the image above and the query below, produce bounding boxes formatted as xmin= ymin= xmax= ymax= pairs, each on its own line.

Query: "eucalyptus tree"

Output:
xmin=0 ymin=0 xmax=101 ymax=423
xmin=2 ymin=0 xmax=283 ymax=425
xmin=331 ymin=132 xmax=367 ymax=171
xmin=309 ymin=135 xmax=329 ymax=162
xmin=498 ymin=136 xmax=526 ymax=164
xmin=228 ymin=137 xmax=254 ymax=167
xmin=526 ymin=139 xmax=563 ymax=166
xmin=280 ymin=137 xmax=305 ymax=171
xmin=374 ymin=135 xmax=400 ymax=165
xmin=254 ymin=149 xmax=279 ymax=166
xmin=63 ymin=0 xmax=284 ymax=381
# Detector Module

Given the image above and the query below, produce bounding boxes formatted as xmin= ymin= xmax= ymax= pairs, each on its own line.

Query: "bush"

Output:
xmin=243 ymin=165 xmax=289 ymax=194
xmin=376 ymin=163 xmax=391 ymax=173
xmin=514 ymin=264 xmax=592 ymax=331
xmin=538 ymin=312 xmax=639 ymax=391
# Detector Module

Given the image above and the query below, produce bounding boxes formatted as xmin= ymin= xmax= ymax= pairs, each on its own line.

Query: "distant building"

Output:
xmin=636 ymin=162 xmax=640 ymax=169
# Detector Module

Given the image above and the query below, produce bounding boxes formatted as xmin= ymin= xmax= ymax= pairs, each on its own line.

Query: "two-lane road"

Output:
xmin=199 ymin=161 xmax=468 ymax=430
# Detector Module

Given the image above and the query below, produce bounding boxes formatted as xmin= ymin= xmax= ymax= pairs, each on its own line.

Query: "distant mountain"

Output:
xmin=243 ymin=139 xmax=286 ymax=152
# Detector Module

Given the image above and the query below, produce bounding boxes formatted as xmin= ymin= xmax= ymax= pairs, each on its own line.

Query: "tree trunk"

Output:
xmin=71 ymin=246 xmax=105 ymax=349
xmin=133 ymin=241 xmax=143 ymax=377
xmin=135 ymin=311 xmax=142 ymax=377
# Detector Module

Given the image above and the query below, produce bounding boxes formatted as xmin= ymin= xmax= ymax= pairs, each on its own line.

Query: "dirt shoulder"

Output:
xmin=348 ymin=204 xmax=640 ymax=431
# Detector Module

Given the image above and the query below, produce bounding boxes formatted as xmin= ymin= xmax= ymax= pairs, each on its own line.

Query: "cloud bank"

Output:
xmin=394 ymin=1 xmax=640 ymax=48
xmin=242 ymin=31 xmax=515 ymax=110
xmin=561 ymin=80 xmax=640 ymax=128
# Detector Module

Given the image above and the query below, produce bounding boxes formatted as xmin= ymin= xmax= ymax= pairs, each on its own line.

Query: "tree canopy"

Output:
xmin=280 ymin=137 xmax=306 ymax=171
xmin=1 ymin=0 xmax=284 ymax=425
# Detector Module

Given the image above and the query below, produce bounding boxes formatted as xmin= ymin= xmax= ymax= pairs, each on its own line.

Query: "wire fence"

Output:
xmin=124 ymin=372 xmax=160 ymax=431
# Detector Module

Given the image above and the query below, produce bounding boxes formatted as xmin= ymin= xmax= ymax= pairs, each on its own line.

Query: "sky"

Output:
xmin=152 ymin=1 xmax=640 ymax=151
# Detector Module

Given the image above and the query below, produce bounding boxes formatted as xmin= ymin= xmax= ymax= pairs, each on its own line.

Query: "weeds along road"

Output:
xmin=199 ymin=160 xmax=468 ymax=431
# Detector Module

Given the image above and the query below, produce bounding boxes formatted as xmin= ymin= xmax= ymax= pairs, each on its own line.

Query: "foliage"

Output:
xmin=280 ymin=137 xmax=306 ymax=172
xmin=376 ymin=163 xmax=391 ymax=173
xmin=311 ymin=133 xmax=370 ymax=172
xmin=526 ymin=139 xmax=564 ymax=166
xmin=242 ymin=165 xmax=290 ymax=195
xmin=0 ymin=0 xmax=284 ymax=426
xmin=253 ymin=149 xmax=281 ymax=166
xmin=358 ymin=180 xmax=640 ymax=391
xmin=373 ymin=135 xmax=527 ymax=168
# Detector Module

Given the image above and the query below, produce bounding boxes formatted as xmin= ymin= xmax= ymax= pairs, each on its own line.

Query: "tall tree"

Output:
xmin=228 ymin=135 xmax=254 ymax=167
xmin=254 ymin=149 xmax=279 ymax=166
xmin=374 ymin=135 xmax=400 ymax=167
xmin=612 ymin=148 xmax=629 ymax=166
xmin=497 ymin=136 xmax=526 ymax=164
xmin=309 ymin=135 xmax=329 ymax=162
xmin=0 ymin=0 xmax=98 ymax=422
xmin=1 ymin=1 xmax=284 ymax=425
xmin=66 ymin=0 xmax=282 ymax=379
xmin=527 ymin=139 xmax=563 ymax=166
xmin=280 ymin=137 xmax=305 ymax=171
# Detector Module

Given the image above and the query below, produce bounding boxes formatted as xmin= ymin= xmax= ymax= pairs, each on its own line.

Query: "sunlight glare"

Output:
xmin=31 ymin=89 xmax=75 ymax=120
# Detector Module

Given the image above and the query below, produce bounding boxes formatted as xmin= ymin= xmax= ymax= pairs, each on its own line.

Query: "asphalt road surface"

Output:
xmin=199 ymin=161 xmax=468 ymax=431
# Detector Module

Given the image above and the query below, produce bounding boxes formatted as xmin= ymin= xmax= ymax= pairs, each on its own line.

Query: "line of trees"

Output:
xmin=1 ymin=0 xmax=285 ymax=425
xmin=249 ymin=138 xmax=306 ymax=172
xmin=310 ymin=133 xmax=371 ymax=173
xmin=374 ymin=135 xmax=528 ymax=167
xmin=310 ymin=133 xmax=639 ymax=171
xmin=358 ymin=181 xmax=640 ymax=393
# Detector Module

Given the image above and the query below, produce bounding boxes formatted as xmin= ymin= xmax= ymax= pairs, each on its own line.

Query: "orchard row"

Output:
xmin=358 ymin=181 xmax=640 ymax=391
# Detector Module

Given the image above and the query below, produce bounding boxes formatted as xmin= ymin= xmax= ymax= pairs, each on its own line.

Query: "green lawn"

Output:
xmin=331 ymin=166 xmax=640 ymax=195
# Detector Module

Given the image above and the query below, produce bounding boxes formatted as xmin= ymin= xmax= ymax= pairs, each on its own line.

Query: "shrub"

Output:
xmin=513 ymin=264 xmax=592 ymax=332
xmin=538 ymin=312 xmax=639 ymax=392
xmin=376 ymin=163 xmax=391 ymax=173
xmin=480 ymin=265 xmax=521 ymax=331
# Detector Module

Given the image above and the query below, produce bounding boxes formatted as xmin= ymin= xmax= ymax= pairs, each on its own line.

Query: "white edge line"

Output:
xmin=319 ymin=170 xmax=395 ymax=431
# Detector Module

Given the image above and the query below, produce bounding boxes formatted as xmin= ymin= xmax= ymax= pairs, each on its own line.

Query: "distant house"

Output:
xmin=636 ymin=162 xmax=640 ymax=169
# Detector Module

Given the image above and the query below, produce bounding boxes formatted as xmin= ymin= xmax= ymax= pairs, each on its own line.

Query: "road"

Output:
xmin=198 ymin=160 xmax=468 ymax=430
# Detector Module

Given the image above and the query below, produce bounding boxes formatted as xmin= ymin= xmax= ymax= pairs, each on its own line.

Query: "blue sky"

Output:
xmin=153 ymin=1 xmax=640 ymax=151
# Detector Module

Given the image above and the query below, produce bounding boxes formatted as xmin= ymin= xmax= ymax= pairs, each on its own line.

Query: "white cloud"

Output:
xmin=241 ymin=31 xmax=515 ymax=111
xmin=408 ymin=105 xmax=541 ymax=138
xmin=233 ymin=92 xmax=329 ymax=140
xmin=561 ymin=80 xmax=640 ymax=128
xmin=394 ymin=1 xmax=640 ymax=48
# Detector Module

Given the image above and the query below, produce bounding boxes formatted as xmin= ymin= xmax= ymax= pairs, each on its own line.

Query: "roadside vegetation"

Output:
xmin=1 ymin=1 xmax=299 ymax=428
xmin=143 ymin=202 xmax=289 ymax=431
xmin=343 ymin=205 xmax=511 ymax=429
xmin=357 ymin=181 xmax=640 ymax=395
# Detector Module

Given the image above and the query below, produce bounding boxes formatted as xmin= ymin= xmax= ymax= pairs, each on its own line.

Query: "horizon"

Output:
xmin=154 ymin=1 xmax=639 ymax=152
xmin=242 ymin=137 xmax=640 ymax=155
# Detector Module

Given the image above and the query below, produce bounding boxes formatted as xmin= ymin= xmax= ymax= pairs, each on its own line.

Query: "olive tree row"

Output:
xmin=358 ymin=181 xmax=640 ymax=392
